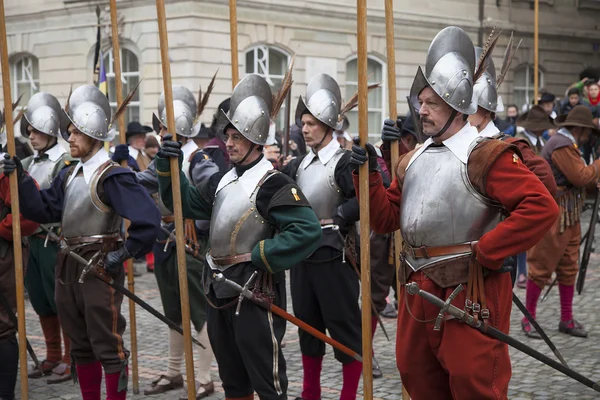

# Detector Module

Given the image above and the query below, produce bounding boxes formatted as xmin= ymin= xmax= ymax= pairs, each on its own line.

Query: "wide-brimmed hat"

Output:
xmin=555 ymin=105 xmax=600 ymax=135
xmin=516 ymin=105 xmax=555 ymax=132
xmin=126 ymin=121 xmax=152 ymax=140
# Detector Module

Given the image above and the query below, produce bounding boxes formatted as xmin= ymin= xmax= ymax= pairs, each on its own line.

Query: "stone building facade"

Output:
xmin=3 ymin=0 xmax=600 ymax=141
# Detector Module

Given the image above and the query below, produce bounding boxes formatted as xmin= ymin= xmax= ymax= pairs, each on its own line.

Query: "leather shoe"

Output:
xmin=559 ymin=319 xmax=588 ymax=338
xmin=521 ymin=320 xmax=541 ymax=339
xmin=179 ymin=380 xmax=215 ymax=399
xmin=28 ymin=359 xmax=59 ymax=378
xmin=144 ymin=374 xmax=184 ymax=395
xmin=46 ymin=362 xmax=71 ymax=384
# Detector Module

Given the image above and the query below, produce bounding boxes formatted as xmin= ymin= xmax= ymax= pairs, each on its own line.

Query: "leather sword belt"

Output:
xmin=404 ymin=242 xmax=477 ymax=259
xmin=62 ymin=234 xmax=123 ymax=247
xmin=161 ymin=215 xmax=175 ymax=224
xmin=211 ymin=253 xmax=252 ymax=265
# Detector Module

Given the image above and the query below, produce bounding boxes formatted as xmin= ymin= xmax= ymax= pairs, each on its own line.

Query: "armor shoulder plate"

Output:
xmin=467 ymin=138 xmax=521 ymax=197
xmin=267 ymin=179 xmax=311 ymax=213
xmin=91 ymin=161 xmax=132 ymax=212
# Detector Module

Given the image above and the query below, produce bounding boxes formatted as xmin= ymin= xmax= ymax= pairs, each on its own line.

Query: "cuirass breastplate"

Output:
xmin=209 ymin=172 xmax=274 ymax=266
xmin=400 ymin=145 xmax=503 ymax=271
xmin=61 ymin=168 xmax=122 ymax=238
xmin=296 ymin=150 xmax=345 ymax=220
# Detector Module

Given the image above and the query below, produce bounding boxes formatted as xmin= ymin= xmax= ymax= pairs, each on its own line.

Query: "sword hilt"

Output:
xmin=78 ymin=250 xmax=103 ymax=284
xmin=434 ymin=285 xmax=463 ymax=331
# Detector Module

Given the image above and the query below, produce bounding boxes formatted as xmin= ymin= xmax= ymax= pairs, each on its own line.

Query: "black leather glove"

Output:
xmin=112 ymin=144 xmax=129 ymax=164
xmin=381 ymin=118 xmax=403 ymax=142
xmin=157 ymin=134 xmax=182 ymax=158
xmin=0 ymin=154 xmax=24 ymax=180
xmin=103 ymin=246 xmax=132 ymax=277
xmin=350 ymin=138 xmax=378 ymax=172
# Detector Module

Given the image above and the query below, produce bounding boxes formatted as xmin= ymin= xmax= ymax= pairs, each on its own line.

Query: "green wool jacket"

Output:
xmin=155 ymin=155 xmax=322 ymax=274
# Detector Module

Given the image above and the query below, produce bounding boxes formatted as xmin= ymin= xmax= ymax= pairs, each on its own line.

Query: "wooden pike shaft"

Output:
xmin=229 ymin=0 xmax=239 ymax=88
xmin=154 ymin=1 xmax=197 ymax=399
xmin=0 ymin=0 xmax=27 ymax=396
xmin=384 ymin=2 xmax=410 ymax=398
xmin=356 ymin=0 xmax=372 ymax=398
xmin=109 ymin=0 xmax=139 ymax=393
xmin=533 ymin=0 xmax=539 ymax=105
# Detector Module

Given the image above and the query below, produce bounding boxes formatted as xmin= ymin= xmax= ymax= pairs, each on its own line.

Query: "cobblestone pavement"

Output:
xmin=15 ymin=212 xmax=600 ymax=399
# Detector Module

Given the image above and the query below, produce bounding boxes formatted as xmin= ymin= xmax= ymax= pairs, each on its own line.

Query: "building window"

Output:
xmin=514 ymin=64 xmax=544 ymax=111
xmin=345 ymin=57 xmax=385 ymax=143
xmin=11 ymin=55 xmax=39 ymax=106
xmin=104 ymin=48 xmax=140 ymax=126
xmin=245 ymin=45 xmax=290 ymax=130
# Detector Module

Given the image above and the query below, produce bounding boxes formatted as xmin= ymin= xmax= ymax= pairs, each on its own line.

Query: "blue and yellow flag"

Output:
xmin=98 ymin=50 xmax=108 ymax=97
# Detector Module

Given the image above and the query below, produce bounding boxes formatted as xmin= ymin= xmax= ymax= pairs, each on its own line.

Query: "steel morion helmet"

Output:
xmin=295 ymin=73 xmax=342 ymax=130
xmin=21 ymin=92 xmax=62 ymax=138
xmin=473 ymin=46 xmax=504 ymax=113
xmin=152 ymin=85 xmax=198 ymax=138
xmin=409 ymin=26 xmax=477 ymax=115
xmin=221 ymin=74 xmax=273 ymax=146
xmin=60 ymin=85 xmax=113 ymax=141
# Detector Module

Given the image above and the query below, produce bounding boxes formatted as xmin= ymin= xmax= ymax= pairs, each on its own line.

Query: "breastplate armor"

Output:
xmin=209 ymin=172 xmax=274 ymax=269
xmin=296 ymin=150 xmax=345 ymax=221
xmin=61 ymin=167 xmax=122 ymax=238
xmin=400 ymin=146 xmax=503 ymax=271
xmin=27 ymin=159 xmax=56 ymax=190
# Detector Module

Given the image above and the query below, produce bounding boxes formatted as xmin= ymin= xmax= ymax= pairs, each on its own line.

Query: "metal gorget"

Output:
xmin=400 ymin=145 xmax=503 ymax=271
xmin=296 ymin=149 xmax=345 ymax=221
xmin=61 ymin=166 xmax=122 ymax=239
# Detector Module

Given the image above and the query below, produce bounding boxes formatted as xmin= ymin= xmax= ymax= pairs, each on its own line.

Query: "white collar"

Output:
xmin=557 ymin=127 xmax=577 ymax=145
xmin=407 ymin=122 xmax=479 ymax=169
xmin=300 ymin=136 xmax=341 ymax=169
xmin=181 ymin=140 xmax=198 ymax=160
xmin=46 ymin=143 xmax=67 ymax=162
xmin=128 ymin=146 xmax=140 ymax=160
xmin=524 ymin=130 xmax=543 ymax=146
xmin=67 ymin=148 xmax=110 ymax=185
xmin=216 ymin=156 xmax=273 ymax=196
xmin=479 ymin=120 xmax=500 ymax=138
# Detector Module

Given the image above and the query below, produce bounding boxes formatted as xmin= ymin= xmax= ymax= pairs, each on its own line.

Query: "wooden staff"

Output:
xmin=383 ymin=2 xmax=410 ymax=399
xmin=356 ymin=0 xmax=372 ymax=398
xmin=154 ymin=1 xmax=197 ymax=398
xmin=229 ymin=0 xmax=239 ymax=88
xmin=0 ymin=0 xmax=27 ymax=396
xmin=109 ymin=0 xmax=139 ymax=393
xmin=533 ymin=0 xmax=539 ymax=105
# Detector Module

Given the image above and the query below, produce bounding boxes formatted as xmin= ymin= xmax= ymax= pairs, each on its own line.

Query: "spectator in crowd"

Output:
xmin=497 ymin=104 xmax=519 ymax=136
xmin=559 ymin=88 xmax=583 ymax=115
xmin=585 ymin=80 xmax=600 ymax=107
xmin=144 ymin=134 xmax=160 ymax=160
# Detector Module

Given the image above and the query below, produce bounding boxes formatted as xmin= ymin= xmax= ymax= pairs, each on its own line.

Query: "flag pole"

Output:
xmin=109 ymin=0 xmax=139 ymax=393
xmin=0 ymin=0 xmax=27 ymax=396
xmin=383 ymin=2 xmax=410 ymax=398
xmin=533 ymin=0 xmax=539 ymax=105
xmin=229 ymin=0 xmax=239 ymax=88
xmin=154 ymin=1 xmax=197 ymax=398
xmin=356 ymin=0 xmax=373 ymax=398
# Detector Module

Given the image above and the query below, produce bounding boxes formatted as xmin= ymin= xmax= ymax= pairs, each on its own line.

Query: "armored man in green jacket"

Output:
xmin=155 ymin=74 xmax=322 ymax=400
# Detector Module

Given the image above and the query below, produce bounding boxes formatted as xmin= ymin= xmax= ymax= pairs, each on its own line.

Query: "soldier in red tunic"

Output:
xmin=350 ymin=26 xmax=558 ymax=399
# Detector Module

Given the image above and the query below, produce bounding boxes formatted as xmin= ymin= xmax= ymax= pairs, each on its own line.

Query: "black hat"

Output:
xmin=126 ymin=121 xmax=152 ymax=141
xmin=539 ymin=92 xmax=556 ymax=104
xmin=399 ymin=114 xmax=417 ymax=139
